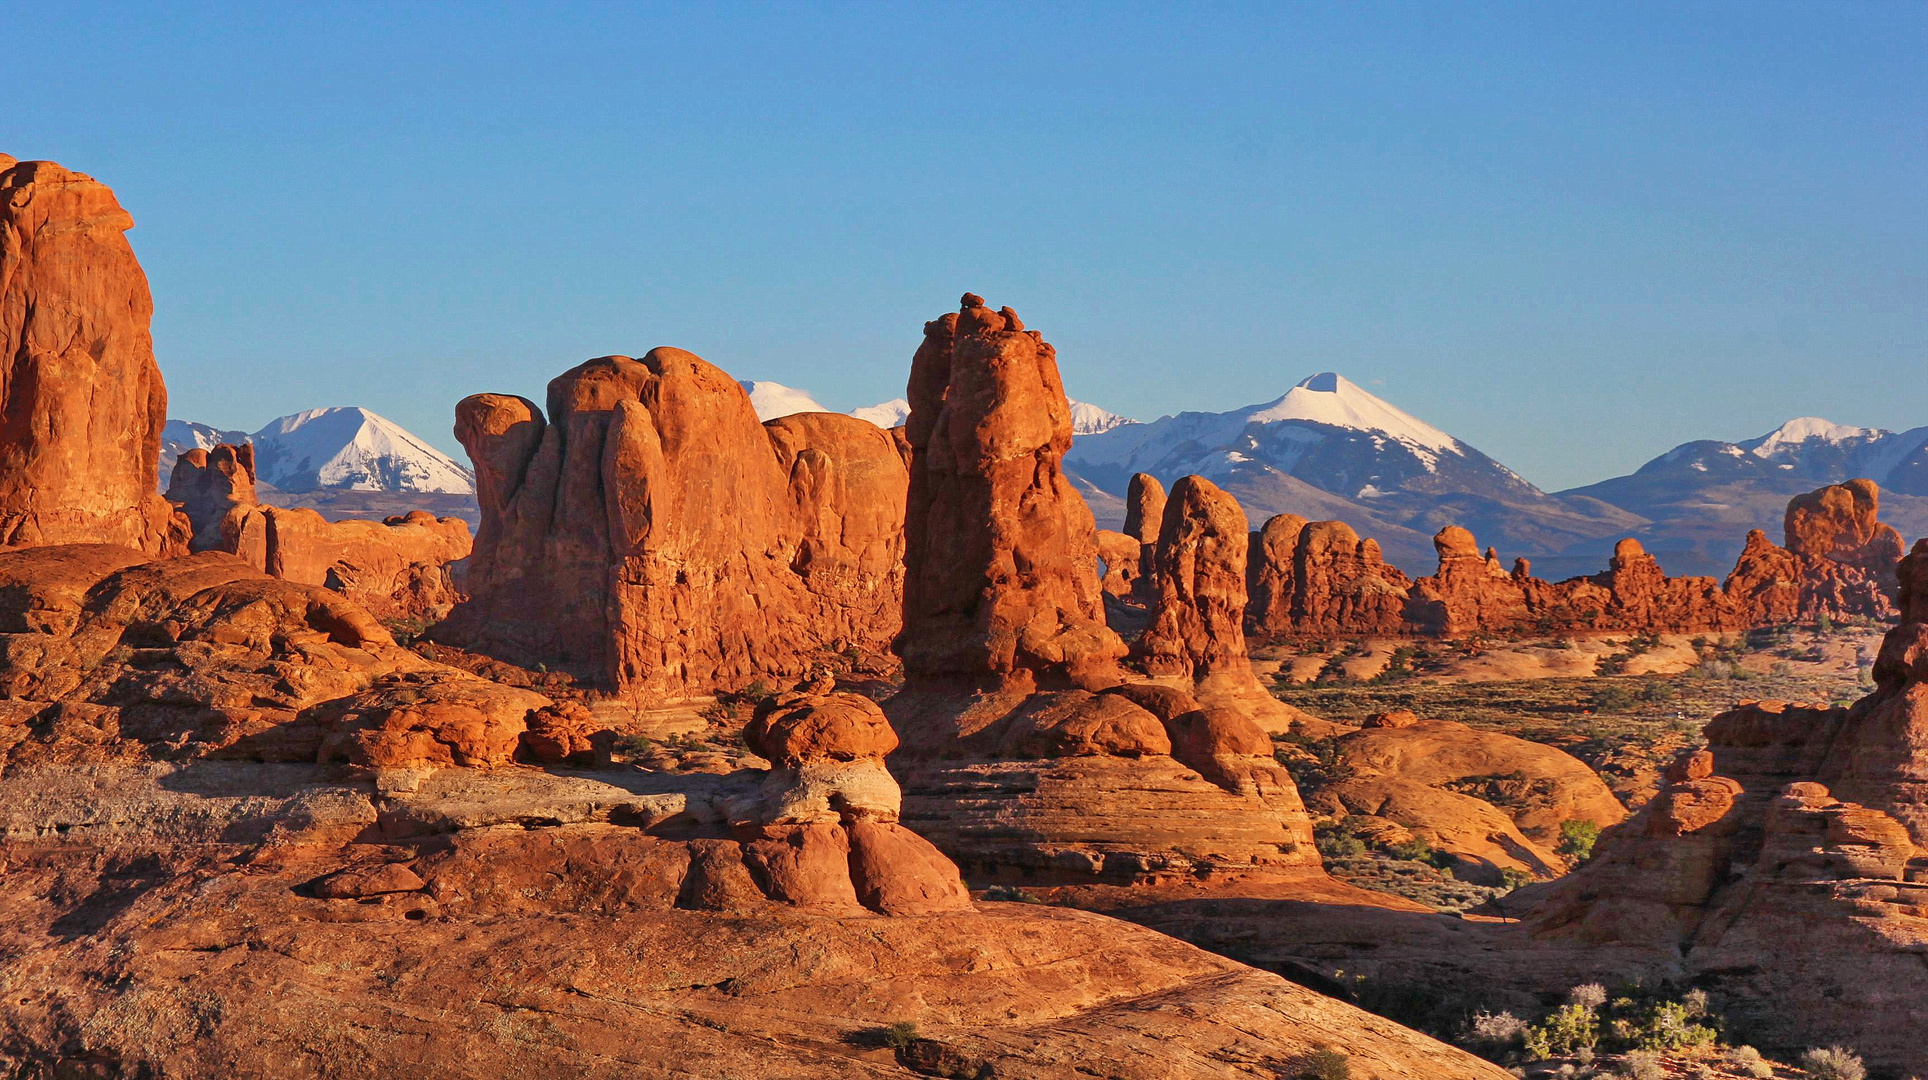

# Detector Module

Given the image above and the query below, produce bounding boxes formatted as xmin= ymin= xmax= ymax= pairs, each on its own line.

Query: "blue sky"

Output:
xmin=9 ymin=1 xmax=1922 ymax=490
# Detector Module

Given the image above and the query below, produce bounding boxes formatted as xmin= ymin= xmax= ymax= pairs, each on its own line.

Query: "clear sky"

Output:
xmin=9 ymin=1 xmax=1922 ymax=490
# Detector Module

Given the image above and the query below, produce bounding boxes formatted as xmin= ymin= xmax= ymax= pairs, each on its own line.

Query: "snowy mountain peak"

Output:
xmin=849 ymin=398 xmax=911 ymax=428
xmin=249 ymin=407 xmax=474 ymax=494
xmin=1244 ymin=372 xmax=1459 ymax=455
xmin=740 ymin=381 xmax=831 ymax=422
xmin=1069 ymin=400 xmax=1132 ymax=436
xmin=1739 ymin=417 xmax=1887 ymax=460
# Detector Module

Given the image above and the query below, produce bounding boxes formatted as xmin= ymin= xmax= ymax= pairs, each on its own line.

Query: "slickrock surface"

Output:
xmin=168 ymin=443 xmax=471 ymax=622
xmin=1247 ymin=480 xmax=1905 ymax=640
xmin=0 ymin=157 xmax=186 ymax=553
xmin=888 ymin=299 xmax=1323 ymax=888
xmin=439 ymin=349 xmax=907 ymax=695
xmin=1313 ymin=713 xmax=1627 ymax=883
xmin=0 ymin=544 xmax=542 ymax=773
xmin=0 ymin=592 xmax=1502 ymax=1078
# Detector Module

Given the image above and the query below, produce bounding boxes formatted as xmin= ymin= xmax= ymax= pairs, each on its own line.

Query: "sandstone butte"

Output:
xmin=167 ymin=441 xmax=472 ymax=623
xmin=437 ymin=350 xmax=908 ymax=698
xmin=1244 ymin=478 xmax=1903 ymax=640
xmin=884 ymin=295 xmax=1350 ymax=894
xmin=0 ymin=156 xmax=186 ymax=554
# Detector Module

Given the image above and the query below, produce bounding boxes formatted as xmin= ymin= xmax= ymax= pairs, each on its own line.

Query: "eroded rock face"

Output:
xmin=887 ymin=301 xmax=1318 ymax=888
xmin=896 ymin=296 xmax=1125 ymax=689
xmin=1249 ymin=480 xmax=1906 ymax=639
xmin=1505 ymin=549 xmax=1928 ymax=1074
xmin=0 ymin=544 xmax=537 ymax=773
xmin=0 ymin=157 xmax=186 ymax=553
xmin=441 ymin=349 xmax=907 ymax=696
xmin=1139 ymin=476 xmax=1251 ymax=679
xmin=167 ymin=444 xmax=472 ymax=623
xmin=1313 ymin=717 xmax=1628 ymax=884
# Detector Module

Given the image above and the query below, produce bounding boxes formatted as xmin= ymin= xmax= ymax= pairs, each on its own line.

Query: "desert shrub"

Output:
xmin=1499 ymin=867 xmax=1534 ymax=891
xmin=1558 ymin=820 xmax=1601 ymax=861
xmin=1800 ymin=1046 xmax=1866 ymax=1080
xmin=1313 ymin=821 xmax=1366 ymax=859
xmin=1619 ymin=1049 xmax=1663 ymax=1080
xmin=1815 ymin=612 xmax=1834 ymax=634
xmin=1467 ymin=1010 xmax=1527 ymax=1049
xmin=1610 ymin=998 xmax=1716 ymax=1052
xmin=1276 ymin=734 xmax=1354 ymax=794
xmin=1591 ymin=685 xmax=1638 ymax=712
xmin=1523 ymin=1003 xmax=1599 ymax=1059
xmin=1637 ymin=681 xmax=1676 ymax=703
xmin=1726 ymin=1046 xmax=1773 ymax=1078
xmin=882 ymin=1021 xmax=920 ymax=1051
xmin=1296 ymin=1047 xmax=1350 ymax=1080
xmin=1369 ymin=645 xmax=1420 ymax=684
xmin=1568 ymin=983 xmax=1608 ymax=1011
xmin=611 ymin=733 xmax=654 ymax=757
xmin=1384 ymin=836 xmax=1436 ymax=864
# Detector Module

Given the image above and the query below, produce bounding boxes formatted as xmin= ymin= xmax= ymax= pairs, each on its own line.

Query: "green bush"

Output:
xmin=1557 ymin=820 xmax=1601 ymax=861
xmin=1591 ymin=685 xmax=1638 ymax=712
xmin=611 ymin=733 xmax=654 ymax=757
xmin=1727 ymin=1046 xmax=1774 ymax=1078
xmin=1619 ymin=1049 xmax=1663 ymax=1080
xmin=883 ymin=1021 xmax=920 ymax=1051
xmin=1522 ymin=1003 xmax=1598 ymax=1059
xmin=1313 ymin=821 xmax=1366 ymax=859
xmin=1297 ymin=1047 xmax=1350 ymax=1080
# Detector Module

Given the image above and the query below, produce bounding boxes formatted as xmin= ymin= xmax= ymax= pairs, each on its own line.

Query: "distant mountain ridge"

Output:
xmin=1555 ymin=416 xmax=1928 ymax=575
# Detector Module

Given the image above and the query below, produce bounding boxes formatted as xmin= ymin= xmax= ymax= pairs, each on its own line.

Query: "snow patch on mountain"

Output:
xmin=740 ymin=381 xmax=831 ymax=422
xmin=850 ymin=398 xmax=911 ymax=428
xmin=1740 ymin=417 xmax=1885 ymax=460
xmin=842 ymin=395 xmax=1130 ymax=434
xmin=1069 ymin=401 xmax=1132 ymax=436
xmin=162 ymin=420 xmax=250 ymax=455
xmin=1246 ymin=373 xmax=1458 ymax=457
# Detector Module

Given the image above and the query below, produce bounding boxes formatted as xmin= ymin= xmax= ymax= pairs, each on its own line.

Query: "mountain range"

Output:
xmin=165 ymin=381 xmax=1924 ymax=578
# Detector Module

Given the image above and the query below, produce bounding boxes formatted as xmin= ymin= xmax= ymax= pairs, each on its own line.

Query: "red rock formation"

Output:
xmin=1095 ymin=528 xmax=1142 ymax=598
xmin=896 ymin=295 xmax=1124 ymax=689
xmin=1139 ymin=476 xmax=1251 ymax=678
xmin=441 ymin=349 xmax=907 ymax=696
xmin=167 ymin=444 xmax=471 ymax=623
xmin=887 ymin=301 xmax=1319 ymax=888
xmin=1123 ymin=473 xmax=1166 ymax=546
xmin=1251 ymin=480 xmax=1905 ymax=640
xmin=0 ymin=157 xmax=185 ymax=553
xmin=1244 ymin=517 xmax=1413 ymax=638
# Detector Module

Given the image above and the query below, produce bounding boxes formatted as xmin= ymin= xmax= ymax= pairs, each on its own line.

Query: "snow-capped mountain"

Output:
xmin=738 ymin=378 xmax=1131 ymax=435
xmin=1069 ymin=400 xmax=1131 ymax=436
xmin=161 ymin=408 xmax=474 ymax=495
xmin=1555 ymin=416 xmax=1928 ymax=575
xmin=1064 ymin=372 xmax=1638 ymax=572
xmin=849 ymin=398 xmax=911 ymax=428
xmin=740 ymin=381 xmax=831 ymax=422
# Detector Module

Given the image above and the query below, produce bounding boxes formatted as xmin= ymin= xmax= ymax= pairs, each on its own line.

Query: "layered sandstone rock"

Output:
xmin=1123 ymin=472 xmax=1166 ymax=604
xmin=167 ymin=444 xmax=471 ymax=623
xmin=1139 ymin=476 xmax=1251 ymax=678
xmin=0 ymin=544 xmax=541 ymax=773
xmin=0 ymin=157 xmax=186 ymax=553
xmin=440 ymin=349 xmax=907 ymax=696
xmin=887 ymin=299 xmax=1320 ymax=888
xmin=1095 ymin=528 xmax=1142 ymax=598
xmin=1311 ymin=716 xmax=1627 ymax=883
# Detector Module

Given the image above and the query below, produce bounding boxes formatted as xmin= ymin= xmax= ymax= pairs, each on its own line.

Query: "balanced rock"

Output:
xmin=0 ymin=158 xmax=186 ymax=553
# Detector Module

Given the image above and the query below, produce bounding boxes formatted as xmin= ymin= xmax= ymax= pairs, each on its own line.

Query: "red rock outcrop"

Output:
xmin=0 ymin=157 xmax=186 ymax=553
xmin=1248 ymin=480 xmax=1906 ymax=640
xmin=1139 ymin=476 xmax=1251 ymax=678
xmin=439 ymin=349 xmax=907 ymax=696
xmin=1243 ymin=516 xmax=1413 ymax=637
xmin=895 ymin=294 xmax=1124 ymax=689
xmin=887 ymin=300 xmax=1320 ymax=888
xmin=1095 ymin=528 xmax=1142 ymax=597
xmin=167 ymin=444 xmax=471 ymax=623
